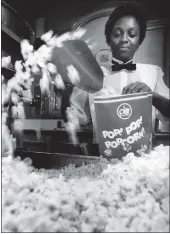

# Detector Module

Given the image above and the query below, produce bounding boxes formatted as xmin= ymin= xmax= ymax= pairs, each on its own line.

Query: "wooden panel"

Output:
xmin=163 ymin=26 xmax=170 ymax=88
xmin=2 ymin=23 xmax=21 ymax=43
xmin=14 ymin=150 xmax=100 ymax=169
xmin=34 ymin=18 xmax=45 ymax=37
xmin=2 ymin=1 xmax=35 ymax=41
xmin=23 ymin=140 xmax=47 ymax=152
xmin=25 ymin=85 xmax=62 ymax=119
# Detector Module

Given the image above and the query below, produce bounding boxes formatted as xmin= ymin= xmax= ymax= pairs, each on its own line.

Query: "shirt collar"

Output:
xmin=112 ymin=56 xmax=133 ymax=64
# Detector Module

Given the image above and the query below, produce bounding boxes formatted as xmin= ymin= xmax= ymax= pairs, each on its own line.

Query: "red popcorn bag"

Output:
xmin=94 ymin=92 xmax=153 ymax=159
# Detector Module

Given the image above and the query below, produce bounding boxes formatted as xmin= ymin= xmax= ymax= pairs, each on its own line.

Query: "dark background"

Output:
xmin=3 ymin=0 xmax=170 ymax=33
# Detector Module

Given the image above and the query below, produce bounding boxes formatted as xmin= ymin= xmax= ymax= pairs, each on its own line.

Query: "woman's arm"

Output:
xmin=122 ymin=67 xmax=170 ymax=119
xmin=122 ymin=81 xmax=170 ymax=118
xmin=153 ymin=93 xmax=170 ymax=118
xmin=153 ymin=68 xmax=170 ymax=119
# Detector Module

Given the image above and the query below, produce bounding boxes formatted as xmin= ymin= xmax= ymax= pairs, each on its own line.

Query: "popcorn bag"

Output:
xmin=51 ymin=40 xmax=104 ymax=93
xmin=94 ymin=92 xmax=153 ymax=159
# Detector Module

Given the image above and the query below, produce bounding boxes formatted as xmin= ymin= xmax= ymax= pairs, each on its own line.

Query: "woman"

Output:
xmin=67 ymin=4 xmax=170 ymax=139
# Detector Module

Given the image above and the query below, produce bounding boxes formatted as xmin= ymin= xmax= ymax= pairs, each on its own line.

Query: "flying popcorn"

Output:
xmin=2 ymin=124 xmax=13 ymax=157
xmin=47 ymin=63 xmax=57 ymax=75
xmin=65 ymin=122 xmax=79 ymax=145
xmin=7 ymin=78 xmax=23 ymax=94
xmin=16 ymin=102 xmax=26 ymax=120
xmin=65 ymin=106 xmax=80 ymax=145
xmin=72 ymin=28 xmax=86 ymax=39
xmin=11 ymin=106 xmax=18 ymax=119
xmin=14 ymin=61 xmax=23 ymax=72
xmin=55 ymin=32 xmax=72 ymax=47
xmin=41 ymin=30 xmax=53 ymax=43
xmin=20 ymin=39 xmax=34 ymax=60
xmin=87 ymin=43 xmax=98 ymax=50
xmin=99 ymin=85 xmax=117 ymax=97
xmin=2 ymin=112 xmax=8 ymax=125
xmin=54 ymin=74 xmax=65 ymax=90
xmin=46 ymin=35 xmax=58 ymax=47
xmin=2 ymin=56 xmax=11 ymax=68
xmin=22 ymin=89 xmax=32 ymax=101
xmin=2 ymin=84 xmax=10 ymax=106
xmin=36 ymin=127 xmax=42 ymax=141
xmin=1 ymin=28 xmax=87 ymax=157
xmin=47 ymin=29 xmax=86 ymax=48
xmin=66 ymin=106 xmax=80 ymax=130
xmin=13 ymin=119 xmax=24 ymax=133
xmin=39 ymin=69 xmax=50 ymax=94
xmin=11 ymin=92 xmax=20 ymax=105
xmin=31 ymin=65 xmax=40 ymax=75
xmin=67 ymin=65 xmax=80 ymax=85
xmin=24 ymin=53 xmax=37 ymax=68
xmin=37 ymin=45 xmax=53 ymax=62
xmin=85 ymin=39 xmax=98 ymax=50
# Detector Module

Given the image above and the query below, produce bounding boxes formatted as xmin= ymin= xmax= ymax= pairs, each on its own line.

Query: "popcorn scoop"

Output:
xmin=51 ymin=39 xmax=104 ymax=93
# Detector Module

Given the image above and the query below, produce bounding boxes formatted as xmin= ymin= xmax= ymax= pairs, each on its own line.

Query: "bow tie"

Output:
xmin=111 ymin=61 xmax=136 ymax=71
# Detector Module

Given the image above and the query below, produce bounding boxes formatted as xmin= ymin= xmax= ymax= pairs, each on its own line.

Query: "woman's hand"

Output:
xmin=122 ymin=82 xmax=152 ymax=94
xmin=152 ymin=92 xmax=170 ymax=118
xmin=122 ymin=83 xmax=170 ymax=118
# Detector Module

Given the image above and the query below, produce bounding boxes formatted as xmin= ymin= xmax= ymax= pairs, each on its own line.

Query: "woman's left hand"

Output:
xmin=122 ymin=81 xmax=152 ymax=94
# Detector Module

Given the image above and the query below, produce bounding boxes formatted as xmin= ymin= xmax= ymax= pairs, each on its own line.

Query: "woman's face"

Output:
xmin=110 ymin=16 xmax=140 ymax=62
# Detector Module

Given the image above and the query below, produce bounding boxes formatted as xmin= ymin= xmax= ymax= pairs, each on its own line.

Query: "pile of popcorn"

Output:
xmin=2 ymin=144 xmax=169 ymax=232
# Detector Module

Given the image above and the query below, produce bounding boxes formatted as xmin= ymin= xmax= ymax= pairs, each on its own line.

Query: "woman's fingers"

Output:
xmin=122 ymin=83 xmax=134 ymax=94
xmin=122 ymin=82 xmax=151 ymax=94
xmin=130 ymin=83 xmax=146 ymax=93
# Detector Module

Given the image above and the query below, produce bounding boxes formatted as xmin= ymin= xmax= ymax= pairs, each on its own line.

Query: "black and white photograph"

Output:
xmin=1 ymin=0 xmax=170 ymax=232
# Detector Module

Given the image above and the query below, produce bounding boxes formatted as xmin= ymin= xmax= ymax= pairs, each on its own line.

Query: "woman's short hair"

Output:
xmin=105 ymin=4 xmax=147 ymax=46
